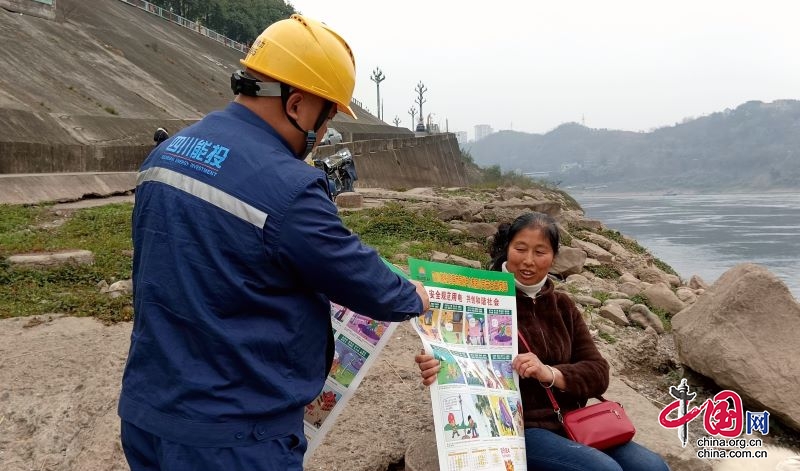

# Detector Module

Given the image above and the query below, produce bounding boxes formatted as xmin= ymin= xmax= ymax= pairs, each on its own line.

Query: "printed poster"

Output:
xmin=409 ymin=258 xmax=526 ymax=471
xmin=302 ymin=260 xmax=405 ymax=462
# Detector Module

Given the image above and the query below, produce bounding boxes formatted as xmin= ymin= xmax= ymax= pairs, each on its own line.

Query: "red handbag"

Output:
xmin=544 ymin=388 xmax=636 ymax=449
xmin=518 ymin=333 xmax=636 ymax=450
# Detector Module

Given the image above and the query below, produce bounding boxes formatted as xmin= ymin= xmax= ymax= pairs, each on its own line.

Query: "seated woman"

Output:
xmin=415 ymin=212 xmax=670 ymax=471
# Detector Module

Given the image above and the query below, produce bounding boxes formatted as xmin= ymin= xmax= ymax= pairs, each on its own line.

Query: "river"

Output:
xmin=571 ymin=192 xmax=800 ymax=299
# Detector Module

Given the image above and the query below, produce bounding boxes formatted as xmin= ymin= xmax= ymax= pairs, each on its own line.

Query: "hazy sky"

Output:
xmin=289 ymin=1 xmax=800 ymax=139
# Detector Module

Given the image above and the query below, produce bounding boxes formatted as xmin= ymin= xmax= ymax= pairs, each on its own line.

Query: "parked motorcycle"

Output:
xmin=313 ymin=148 xmax=358 ymax=201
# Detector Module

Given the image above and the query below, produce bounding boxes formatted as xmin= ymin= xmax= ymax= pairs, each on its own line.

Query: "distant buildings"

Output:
xmin=474 ymin=124 xmax=493 ymax=141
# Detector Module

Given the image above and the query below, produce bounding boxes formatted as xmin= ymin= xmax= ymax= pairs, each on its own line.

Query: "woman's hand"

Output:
xmin=415 ymin=351 xmax=440 ymax=386
xmin=512 ymin=352 xmax=549 ymax=382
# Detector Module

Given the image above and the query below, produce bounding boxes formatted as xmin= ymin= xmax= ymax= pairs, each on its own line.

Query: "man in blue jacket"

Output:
xmin=118 ymin=14 xmax=429 ymax=471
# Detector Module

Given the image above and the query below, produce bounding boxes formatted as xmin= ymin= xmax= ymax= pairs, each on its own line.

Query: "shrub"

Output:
xmin=585 ymin=264 xmax=620 ymax=279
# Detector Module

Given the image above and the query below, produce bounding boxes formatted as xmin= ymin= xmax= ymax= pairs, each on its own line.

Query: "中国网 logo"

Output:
xmin=658 ymin=378 xmax=770 ymax=452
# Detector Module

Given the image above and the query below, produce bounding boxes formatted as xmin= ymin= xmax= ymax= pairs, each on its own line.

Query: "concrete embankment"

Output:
xmin=1 ymin=0 xmax=450 ymax=204
xmin=0 ymin=133 xmax=471 ymax=205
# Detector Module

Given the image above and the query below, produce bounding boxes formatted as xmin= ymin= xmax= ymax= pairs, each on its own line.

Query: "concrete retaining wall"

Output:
xmin=0 ymin=134 xmax=470 ymax=205
xmin=318 ymin=133 xmax=470 ymax=189
xmin=0 ymin=172 xmax=136 ymax=205
xmin=0 ymin=142 xmax=148 ymax=173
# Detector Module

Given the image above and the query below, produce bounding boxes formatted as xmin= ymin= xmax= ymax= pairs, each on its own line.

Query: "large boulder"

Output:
xmin=335 ymin=191 xmax=363 ymax=208
xmin=463 ymin=222 xmax=498 ymax=239
xmin=636 ymin=267 xmax=671 ymax=286
xmin=604 ymin=298 xmax=634 ymax=312
xmin=430 ymin=251 xmax=482 ymax=269
xmin=551 ymin=246 xmax=587 ymax=277
xmin=629 ymin=304 xmax=665 ymax=334
xmin=689 ymin=274 xmax=710 ymax=290
xmin=570 ymin=239 xmax=614 ymax=263
xmin=675 ymin=287 xmax=698 ymax=304
xmin=576 ymin=231 xmax=630 ymax=259
xmin=598 ymin=304 xmax=629 ymax=326
xmin=618 ymin=281 xmax=643 ymax=297
xmin=672 ymin=264 xmax=800 ymax=431
xmin=642 ymin=283 xmax=686 ymax=316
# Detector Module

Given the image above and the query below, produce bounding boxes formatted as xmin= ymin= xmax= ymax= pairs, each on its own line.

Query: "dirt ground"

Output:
xmin=0 ymin=314 xmax=434 ymax=471
xmin=2 ymin=313 xmax=799 ymax=471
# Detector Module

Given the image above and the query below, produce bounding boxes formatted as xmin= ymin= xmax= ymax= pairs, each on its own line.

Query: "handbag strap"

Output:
xmin=518 ymin=332 xmax=564 ymax=422
xmin=517 ymin=332 xmax=607 ymax=423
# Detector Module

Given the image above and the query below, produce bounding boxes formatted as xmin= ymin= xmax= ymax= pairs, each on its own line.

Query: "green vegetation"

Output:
xmin=340 ymin=203 xmax=490 ymax=266
xmin=559 ymin=230 xmax=572 ymax=247
xmin=653 ymin=257 xmax=678 ymax=276
xmin=562 ymin=283 xmax=582 ymax=296
xmin=0 ymin=204 xmax=134 ymax=322
xmin=473 ymin=166 xmax=581 ymax=211
xmin=479 ymin=165 xmax=537 ymax=189
xmin=591 ymin=290 xmax=611 ymax=304
xmin=104 ymin=106 xmax=118 ymax=115
xmin=629 ymin=294 xmax=672 ymax=331
xmin=1 ymin=201 xmax=501 ymax=322
xmin=147 ymin=0 xmax=295 ymax=44
xmin=591 ymin=228 xmax=677 ymax=275
xmin=585 ymin=264 xmax=620 ymax=279
xmin=598 ymin=331 xmax=617 ymax=344
xmin=664 ymin=368 xmax=683 ymax=385
xmin=595 ymin=229 xmax=646 ymax=254
xmin=460 ymin=148 xmax=475 ymax=165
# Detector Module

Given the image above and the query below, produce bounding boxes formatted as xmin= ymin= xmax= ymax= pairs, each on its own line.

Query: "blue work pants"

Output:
xmin=121 ymin=420 xmax=306 ymax=471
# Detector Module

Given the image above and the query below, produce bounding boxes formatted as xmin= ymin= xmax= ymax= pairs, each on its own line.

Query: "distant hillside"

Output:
xmin=468 ymin=100 xmax=800 ymax=191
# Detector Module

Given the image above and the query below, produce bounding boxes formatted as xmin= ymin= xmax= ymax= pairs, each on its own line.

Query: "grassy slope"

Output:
xmin=0 ymin=201 xmax=493 ymax=321
xmin=0 ymin=204 xmax=134 ymax=322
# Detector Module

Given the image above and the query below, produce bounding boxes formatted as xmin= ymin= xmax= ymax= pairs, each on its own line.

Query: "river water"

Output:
xmin=571 ymin=192 xmax=800 ymax=299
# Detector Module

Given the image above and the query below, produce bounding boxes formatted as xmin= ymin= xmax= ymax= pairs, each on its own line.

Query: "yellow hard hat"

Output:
xmin=241 ymin=14 xmax=357 ymax=118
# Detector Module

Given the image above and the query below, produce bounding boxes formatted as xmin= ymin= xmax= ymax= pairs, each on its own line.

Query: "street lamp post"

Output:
xmin=414 ymin=81 xmax=427 ymax=129
xmin=370 ymin=68 xmax=385 ymax=121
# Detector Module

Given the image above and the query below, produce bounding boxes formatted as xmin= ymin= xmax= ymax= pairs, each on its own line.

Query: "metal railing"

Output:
xmin=117 ymin=0 xmax=249 ymax=53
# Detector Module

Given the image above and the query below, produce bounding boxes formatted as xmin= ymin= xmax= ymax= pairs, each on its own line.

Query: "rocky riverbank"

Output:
xmin=1 ymin=186 xmax=799 ymax=471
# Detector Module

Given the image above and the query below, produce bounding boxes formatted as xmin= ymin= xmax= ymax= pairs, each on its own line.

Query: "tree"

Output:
xmin=146 ymin=0 xmax=296 ymax=44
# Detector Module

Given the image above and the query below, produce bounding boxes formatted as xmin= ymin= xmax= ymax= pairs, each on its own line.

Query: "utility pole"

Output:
xmin=370 ymin=68 xmax=385 ymax=120
xmin=414 ymin=81 xmax=427 ymax=129
xmin=408 ymin=106 xmax=417 ymax=130
xmin=393 ymin=116 xmax=401 ymax=126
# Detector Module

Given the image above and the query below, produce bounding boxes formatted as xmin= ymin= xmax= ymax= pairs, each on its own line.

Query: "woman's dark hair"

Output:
xmin=488 ymin=212 xmax=560 ymax=271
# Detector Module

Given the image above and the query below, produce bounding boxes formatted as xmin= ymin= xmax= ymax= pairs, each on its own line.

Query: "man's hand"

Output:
xmin=410 ymin=280 xmax=430 ymax=313
xmin=415 ymin=350 xmax=440 ymax=386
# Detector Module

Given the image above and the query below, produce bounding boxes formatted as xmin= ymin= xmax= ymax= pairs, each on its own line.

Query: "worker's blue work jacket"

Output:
xmin=118 ymin=102 xmax=422 ymax=447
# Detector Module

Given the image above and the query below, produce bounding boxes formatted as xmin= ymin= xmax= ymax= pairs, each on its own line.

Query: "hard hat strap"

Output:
xmin=230 ymin=70 xmax=283 ymax=97
xmin=280 ymin=83 xmax=335 ymax=159
xmin=231 ymin=70 xmax=335 ymax=159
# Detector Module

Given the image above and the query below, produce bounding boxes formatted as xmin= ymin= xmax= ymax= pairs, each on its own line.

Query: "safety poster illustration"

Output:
xmin=409 ymin=258 xmax=526 ymax=471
